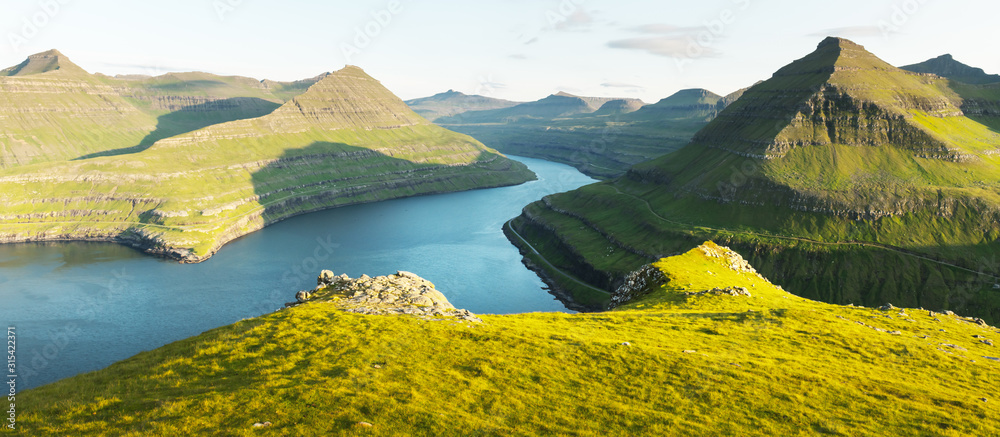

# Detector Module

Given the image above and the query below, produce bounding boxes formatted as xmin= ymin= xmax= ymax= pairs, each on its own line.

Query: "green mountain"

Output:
xmin=509 ymin=37 xmax=1000 ymax=323
xmin=0 ymin=50 xmax=321 ymax=167
xmin=436 ymin=92 xmax=644 ymax=124
xmin=404 ymin=90 xmax=520 ymax=121
xmin=0 ymin=49 xmax=88 ymax=77
xmin=431 ymin=89 xmax=740 ymax=179
xmin=591 ymin=98 xmax=644 ymax=116
xmin=0 ymin=64 xmax=534 ymax=262
xmin=18 ymin=242 xmax=999 ymax=435
xmin=901 ymin=54 xmax=1000 ymax=85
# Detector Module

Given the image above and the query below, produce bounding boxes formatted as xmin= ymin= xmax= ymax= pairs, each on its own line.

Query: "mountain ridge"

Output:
xmin=0 ymin=60 xmax=535 ymax=262
xmin=510 ymin=37 xmax=1000 ymax=323
xmin=901 ymin=53 xmax=1000 ymax=85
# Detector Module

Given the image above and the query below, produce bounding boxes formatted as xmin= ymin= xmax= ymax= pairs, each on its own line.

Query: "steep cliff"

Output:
xmin=511 ymin=38 xmax=1000 ymax=322
xmin=0 ymin=65 xmax=534 ymax=262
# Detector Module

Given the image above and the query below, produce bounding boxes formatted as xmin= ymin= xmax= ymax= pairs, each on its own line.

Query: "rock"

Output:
xmin=300 ymin=270 xmax=483 ymax=323
xmin=682 ymin=350 xmax=696 ymax=354
xmin=356 ymin=422 xmax=374 ymax=428
xmin=295 ymin=291 xmax=311 ymax=303
xmin=941 ymin=343 xmax=968 ymax=352
xmin=878 ymin=303 xmax=896 ymax=311
xmin=621 ymin=342 xmax=631 ymax=347
xmin=252 ymin=421 xmax=272 ymax=428
xmin=888 ymin=331 xmax=902 ymax=336
xmin=318 ymin=270 xmax=336 ymax=286
xmin=684 ymin=286 xmax=752 ymax=298
xmin=944 ymin=310 xmax=956 ymax=316
xmin=983 ymin=340 xmax=994 ymax=346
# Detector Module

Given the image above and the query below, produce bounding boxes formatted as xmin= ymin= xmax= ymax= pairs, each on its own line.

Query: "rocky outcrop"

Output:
xmin=287 ymin=270 xmax=483 ymax=323
xmin=609 ymin=264 xmax=665 ymax=309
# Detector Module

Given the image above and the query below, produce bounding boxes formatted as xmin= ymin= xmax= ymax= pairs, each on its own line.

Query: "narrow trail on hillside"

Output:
xmin=504 ymin=219 xmax=611 ymax=295
xmin=609 ymin=186 xmax=1000 ymax=281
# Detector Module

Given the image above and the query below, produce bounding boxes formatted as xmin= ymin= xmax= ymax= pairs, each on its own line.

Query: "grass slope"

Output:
xmin=14 ymin=242 xmax=1000 ymax=436
xmin=512 ymin=38 xmax=1000 ymax=322
xmin=0 ymin=50 xmax=321 ymax=167
xmin=0 ymin=65 xmax=534 ymax=262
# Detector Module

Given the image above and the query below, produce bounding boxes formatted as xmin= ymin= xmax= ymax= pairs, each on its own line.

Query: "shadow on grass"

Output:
xmin=74 ymin=97 xmax=281 ymax=160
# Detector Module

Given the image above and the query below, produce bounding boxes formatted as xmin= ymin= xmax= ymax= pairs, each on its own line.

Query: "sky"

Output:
xmin=2 ymin=0 xmax=998 ymax=103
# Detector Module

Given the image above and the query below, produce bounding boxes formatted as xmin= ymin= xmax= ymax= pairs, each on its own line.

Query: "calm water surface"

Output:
xmin=0 ymin=156 xmax=596 ymax=389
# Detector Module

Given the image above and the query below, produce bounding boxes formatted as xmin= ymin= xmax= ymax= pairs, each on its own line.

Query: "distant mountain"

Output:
xmin=0 ymin=63 xmax=534 ymax=262
xmin=512 ymin=37 xmax=1000 ymax=323
xmin=405 ymin=90 xmax=519 ymax=121
xmin=592 ymin=99 xmax=644 ymax=116
xmin=901 ymin=54 xmax=1000 ymax=84
xmin=432 ymin=88 xmax=751 ymax=178
xmin=437 ymin=92 xmax=644 ymax=124
xmin=625 ymin=88 xmax=722 ymax=121
xmin=0 ymin=49 xmax=87 ymax=77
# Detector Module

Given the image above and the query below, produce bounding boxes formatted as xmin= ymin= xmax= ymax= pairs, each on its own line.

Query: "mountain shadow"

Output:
xmin=247 ymin=141 xmax=531 ymax=241
xmin=75 ymin=97 xmax=281 ymax=160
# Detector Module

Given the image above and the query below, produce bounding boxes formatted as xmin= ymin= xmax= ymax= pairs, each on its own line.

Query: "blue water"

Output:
xmin=0 ymin=156 xmax=596 ymax=389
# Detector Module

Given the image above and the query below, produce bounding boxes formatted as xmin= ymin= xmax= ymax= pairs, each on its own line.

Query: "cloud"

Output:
xmin=601 ymin=82 xmax=644 ymax=90
xmin=608 ymin=23 xmax=721 ymax=59
xmin=99 ymin=62 xmax=190 ymax=75
xmin=629 ymin=24 xmax=700 ymax=34
xmin=508 ymin=54 xmax=528 ymax=60
xmin=608 ymin=37 xmax=721 ymax=59
xmin=809 ymin=26 xmax=885 ymax=39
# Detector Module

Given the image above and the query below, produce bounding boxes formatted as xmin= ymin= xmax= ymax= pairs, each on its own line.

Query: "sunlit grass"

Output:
xmin=15 ymin=243 xmax=1000 ymax=436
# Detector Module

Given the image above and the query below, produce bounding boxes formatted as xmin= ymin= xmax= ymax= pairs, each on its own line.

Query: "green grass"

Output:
xmin=0 ymin=64 xmax=535 ymax=262
xmin=513 ymin=37 xmax=1000 ymax=322
xmin=13 ymin=242 xmax=1000 ymax=436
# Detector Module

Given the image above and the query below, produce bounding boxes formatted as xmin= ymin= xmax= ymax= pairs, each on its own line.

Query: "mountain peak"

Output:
xmin=0 ymin=49 xmax=87 ymax=77
xmin=817 ymin=36 xmax=864 ymax=50
xmin=554 ymin=91 xmax=579 ymax=98
xmin=772 ymin=37 xmax=891 ymax=79
xmin=901 ymin=53 xmax=1000 ymax=84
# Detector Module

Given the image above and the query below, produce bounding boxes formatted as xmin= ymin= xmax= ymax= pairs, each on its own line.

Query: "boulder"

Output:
xmin=296 ymin=291 xmax=311 ymax=303
xmin=318 ymin=270 xmax=336 ymax=286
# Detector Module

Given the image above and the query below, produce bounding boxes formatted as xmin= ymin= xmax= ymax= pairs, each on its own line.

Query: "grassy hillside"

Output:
xmin=511 ymin=38 xmax=1000 ymax=323
xmin=14 ymin=242 xmax=999 ymax=436
xmin=0 ymin=50 xmax=320 ymax=167
xmin=0 ymin=65 xmax=534 ymax=262
xmin=432 ymin=89 xmax=738 ymax=179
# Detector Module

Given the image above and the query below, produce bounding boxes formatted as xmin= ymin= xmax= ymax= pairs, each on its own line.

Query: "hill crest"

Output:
xmin=0 ymin=49 xmax=88 ymax=77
